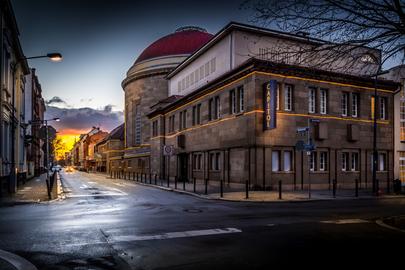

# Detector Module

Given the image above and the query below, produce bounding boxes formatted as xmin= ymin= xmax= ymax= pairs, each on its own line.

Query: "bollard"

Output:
xmin=110 ymin=171 xmax=112 ymax=178
xmin=175 ymin=176 xmax=178 ymax=189
xmin=155 ymin=174 xmax=157 ymax=185
xmin=183 ymin=178 xmax=186 ymax=191
xmin=376 ymin=179 xmax=380 ymax=196
xmin=333 ymin=179 xmax=337 ymax=198
xmin=355 ymin=179 xmax=359 ymax=197
xmin=205 ymin=179 xmax=208 ymax=195
xmin=167 ymin=176 xmax=170 ymax=187
xmin=149 ymin=174 xmax=152 ymax=184
xmin=133 ymin=172 xmax=135 ymax=181
xmin=220 ymin=179 xmax=223 ymax=198
xmin=245 ymin=180 xmax=249 ymax=199
xmin=278 ymin=180 xmax=282 ymax=200
xmin=193 ymin=177 xmax=196 ymax=193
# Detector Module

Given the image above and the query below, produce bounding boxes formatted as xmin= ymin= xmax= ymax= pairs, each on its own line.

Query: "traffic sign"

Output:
xmin=163 ymin=145 xmax=174 ymax=156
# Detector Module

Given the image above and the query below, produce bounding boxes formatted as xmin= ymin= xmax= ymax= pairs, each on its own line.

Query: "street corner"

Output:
xmin=376 ymin=215 xmax=405 ymax=233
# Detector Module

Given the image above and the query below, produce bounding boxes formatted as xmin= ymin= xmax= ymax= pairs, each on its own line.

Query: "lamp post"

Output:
xmin=29 ymin=117 xmax=60 ymax=199
xmin=25 ymin=53 xmax=63 ymax=62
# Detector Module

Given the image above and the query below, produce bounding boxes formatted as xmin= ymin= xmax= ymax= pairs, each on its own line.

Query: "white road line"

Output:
xmin=0 ymin=249 xmax=38 ymax=270
xmin=66 ymin=193 xmax=126 ymax=198
xmin=320 ymin=219 xmax=369 ymax=224
xmin=109 ymin=228 xmax=242 ymax=242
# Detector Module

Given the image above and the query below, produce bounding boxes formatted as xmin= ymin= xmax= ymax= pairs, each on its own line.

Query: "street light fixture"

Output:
xmin=25 ymin=53 xmax=63 ymax=62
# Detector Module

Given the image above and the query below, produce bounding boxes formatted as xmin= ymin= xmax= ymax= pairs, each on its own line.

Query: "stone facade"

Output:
xmin=149 ymin=60 xmax=397 ymax=190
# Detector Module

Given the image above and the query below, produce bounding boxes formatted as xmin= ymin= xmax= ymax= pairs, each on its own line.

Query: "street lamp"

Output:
xmin=29 ymin=117 xmax=60 ymax=199
xmin=25 ymin=53 xmax=63 ymax=62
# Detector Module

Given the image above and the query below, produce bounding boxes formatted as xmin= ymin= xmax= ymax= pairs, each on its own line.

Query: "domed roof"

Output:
xmin=135 ymin=26 xmax=213 ymax=64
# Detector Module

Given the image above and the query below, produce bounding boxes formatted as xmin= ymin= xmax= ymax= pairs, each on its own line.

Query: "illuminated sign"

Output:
xmin=263 ymin=80 xmax=277 ymax=130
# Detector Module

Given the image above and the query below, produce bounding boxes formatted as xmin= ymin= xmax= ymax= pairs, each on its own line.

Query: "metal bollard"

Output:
xmin=220 ymin=179 xmax=223 ymax=198
xmin=355 ymin=179 xmax=359 ymax=197
xmin=133 ymin=172 xmax=135 ymax=181
xmin=175 ymin=176 xmax=177 ymax=189
xmin=245 ymin=180 xmax=249 ymax=199
xmin=136 ymin=173 xmax=139 ymax=182
xmin=110 ymin=171 xmax=112 ymax=178
xmin=333 ymin=179 xmax=337 ymax=198
xmin=183 ymin=178 xmax=186 ymax=191
xmin=149 ymin=174 xmax=152 ymax=184
xmin=193 ymin=177 xmax=196 ymax=193
xmin=205 ymin=179 xmax=208 ymax=195
xmin=278 ymin=180 xmax=282 ymax=200
xmin=167 ymin=176 xmax=170 ymax=187
xmin=155 ymin=174 xmax=157 ymax=185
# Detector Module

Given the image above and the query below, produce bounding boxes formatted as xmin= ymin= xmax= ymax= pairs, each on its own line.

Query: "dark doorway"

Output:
xmin=178 ymin=154 xmax=188 ymax=182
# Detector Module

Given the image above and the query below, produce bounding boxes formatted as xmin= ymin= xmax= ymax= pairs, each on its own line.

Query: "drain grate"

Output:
xmin=184 ymin=208 xmax=203 ymax=213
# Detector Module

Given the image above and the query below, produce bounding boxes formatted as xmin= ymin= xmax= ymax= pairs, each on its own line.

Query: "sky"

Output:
xmin=12 ymin=0 xmax=250 ymax=141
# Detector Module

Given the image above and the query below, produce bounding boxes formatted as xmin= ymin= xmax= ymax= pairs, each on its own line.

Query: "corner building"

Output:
xmin=125 ymin=22 xmax=398 ymax=190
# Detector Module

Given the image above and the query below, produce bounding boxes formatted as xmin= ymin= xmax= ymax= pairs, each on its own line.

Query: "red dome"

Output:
xmin=135 ymin=27 xmax=213 ymax=64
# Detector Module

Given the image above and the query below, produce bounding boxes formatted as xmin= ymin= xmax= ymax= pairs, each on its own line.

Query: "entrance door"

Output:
xmin=178 ymin=154 xmax=188 ymax=182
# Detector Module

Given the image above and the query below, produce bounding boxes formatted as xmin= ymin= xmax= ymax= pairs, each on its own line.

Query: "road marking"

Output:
xmin=109 ymin=228 xmax=242 ymax=242
xmin=0 ymin=249 xmax=38 ymax=270
xmin=67 ymin=193 xmax=126 ymax=198
xmin=267 ymin=224 xmax=276 ymax=227
xmin=376 ymin=219 xmax=405 ymax=233
xmin=320 ymin=219 xmax=369 ymax=224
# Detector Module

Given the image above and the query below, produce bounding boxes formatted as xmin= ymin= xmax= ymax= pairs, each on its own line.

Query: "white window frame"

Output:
xmin=320 ymin=89 xmax=327 ymax=114
xmin=379 ymin=153 xmax=386 ymax=171
xmin=238 ymin=86 xmax=244 ymax=112
xmin=319 ymin=152 xmax=327 ymax=171
xmin=285 ymin=84 xmax=293 ymax=111
xmin=309 ymin=152 xmax=316 ymax=171
xmin=352 ymin=93 xmax=359 ymax=118
xmin=351 ymin=152 xmax=359 ymax=171
xmin=341 ymin=92 xmax=348 ymax=116
xmin=309 ymin=87 xmax=316 ymax=113
xmin=342 ymin=152 xmax=348 ymax=171
xmin=380 ymin=97 xmax=386 ymax=120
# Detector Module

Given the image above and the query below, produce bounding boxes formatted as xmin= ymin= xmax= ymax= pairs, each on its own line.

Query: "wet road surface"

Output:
xmin=0 ymin=170 xmax=404 ymax=269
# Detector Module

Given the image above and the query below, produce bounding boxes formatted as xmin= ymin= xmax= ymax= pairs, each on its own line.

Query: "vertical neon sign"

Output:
xmin=263 ymin=80 xmax=277 ymax=130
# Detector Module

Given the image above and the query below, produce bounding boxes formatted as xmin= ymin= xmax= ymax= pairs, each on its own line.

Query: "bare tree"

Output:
xmin=241 ymin=0 xmax=405 ymax=72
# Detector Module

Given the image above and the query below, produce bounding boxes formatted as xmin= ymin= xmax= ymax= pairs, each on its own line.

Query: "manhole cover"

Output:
xmin=184 ymin=209 xmax=203 ymax=213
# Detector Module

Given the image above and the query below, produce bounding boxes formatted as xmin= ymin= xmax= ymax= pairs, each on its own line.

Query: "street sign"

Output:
xmin=163 ymin=145 xmax=174 ymax=156
xmin=295 ymin=140 xmax=305 ymax=151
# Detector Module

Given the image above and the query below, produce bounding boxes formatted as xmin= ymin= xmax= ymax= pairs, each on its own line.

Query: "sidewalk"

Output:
xmin=0 ymin=174 xmax=50 ymax=206
xmin=0 ymin=258 xmax=17 ymax=270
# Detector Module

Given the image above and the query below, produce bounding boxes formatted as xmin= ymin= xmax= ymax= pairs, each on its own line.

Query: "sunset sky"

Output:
xmin=12 ymin=0 xmax=249 ymax=147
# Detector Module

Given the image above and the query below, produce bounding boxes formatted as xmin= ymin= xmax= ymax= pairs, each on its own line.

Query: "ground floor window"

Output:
xmin=351 ymin=152 xmax=359 ymax=171
xmin=379 ymin=153 xmax=386 ymax=171
xmin=193 ymin=153 xmax=203 ymax=170
xmin=272 ymin=151 xmax=280 ymax=172
xmin=283 ymin=151 xmax=292 ymax=172
xmin=209 ymin=152 xmax=220 ymax=171
xmin=309 ymin=152 xmax=316 ymax=171
xmin=319 ymin=151 xmax=328 ymax=171
xmin=342 ymin=152 xmax=349 ymax=171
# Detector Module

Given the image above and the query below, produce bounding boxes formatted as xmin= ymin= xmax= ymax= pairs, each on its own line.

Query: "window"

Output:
xmin=193 ymin=153 xmax=203 ymax=170
xmin=341 ymin=92 xmax=348 ymax=116
xmin=238 ymin=86 xmax=244 ymax=112
xmin=379 ymin=153 xmax=386 ymax=171
xmin=210 ymin=152 xmax=220 ymax=171
xmin=230 ymin=89 xmax=236 ymax=114
xmin=352 ymin=93 xmax=359 ymax=117
xmin=283 ymin=151 xmax=292 ymax=172
xmin=342 ymin=152 xmax=349 ymax=171
xmin=272 ymin=151 xmax=280 ymax=172
xmin=152 ymin=120 xmax=158 ymax=137
xmin=309 ymin=152 xmax=316 ymax=171
xmin=320 ymin=152 xmax=328 ymax=171
xmin=320 ymin=89 xmax=327 ymax=114
xmin=210 ymin=58 xmax=216 ymax=73
xmin=205 ymin=62 xmax=210 ymax=77
xmin=351 ymin=152 xmax=359 ymax=171
xmin=169 ymin=115 xmax=175 ymax=133
xmin=285 ymin=84 xmax=293 ymax=111
xmin=192 ymin=104 xmax=201 ymax=126
xmin=179 ymin=110 xmax=187 ymax=130
xmin=214 ymin=96 xmax=220 ymax=119
xmin=208 ymin=98 xmax=214 ymax=121
xmin=380 ymin=97 xmax=386 ymax=120
xmin=309 ymin=87 xmax=316 ymax=113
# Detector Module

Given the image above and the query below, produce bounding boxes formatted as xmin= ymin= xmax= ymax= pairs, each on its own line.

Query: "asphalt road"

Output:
xmin=0 ymin=170 xmax=404 ymax=269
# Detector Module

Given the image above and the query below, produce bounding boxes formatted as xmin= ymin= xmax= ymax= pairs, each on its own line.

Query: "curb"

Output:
xmin=376 ymin=216 xmax=405 ymax=233
xmin=0 ymin=249 xmax=37 ymax=270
